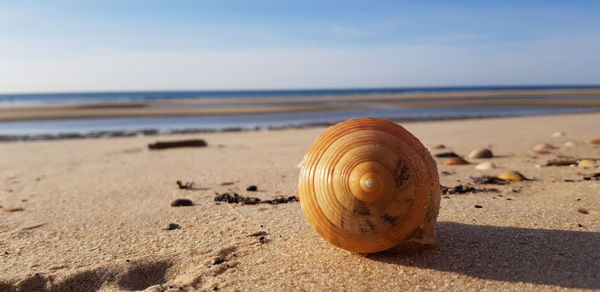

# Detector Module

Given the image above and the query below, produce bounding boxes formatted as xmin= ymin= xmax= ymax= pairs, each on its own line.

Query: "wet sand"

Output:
xmin=2 ymin=88 xmax=600 ymax=122
xmin=1 ymin=113 xmax=599 ymax=291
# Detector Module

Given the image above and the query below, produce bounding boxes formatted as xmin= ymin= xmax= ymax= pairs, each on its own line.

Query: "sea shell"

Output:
xmin=475 ymin=162 xmax=496 ymax=170
xmin=468 ymin=148 xmax=493 ymax=159
xmin=298 ymin=118 xmax=440 ymax=253
xmin=533 ymin=143 xmax=557 ymax=152
xmin=578 ymin=159 xmax=597 ymax=168
xmin=552 ymin=131 xmax=565 ymax=138
xmin=443 ymin=157 xmax=469 ymax=165
xmin=587 ymin=139 xmax=600 ymax=145
xmin=498 ymin=171 xmax=526 ymax=182
xmin=564 ymin=141 xmax=576 ymax=147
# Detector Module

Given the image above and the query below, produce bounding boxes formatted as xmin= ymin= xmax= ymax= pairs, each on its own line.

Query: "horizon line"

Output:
xmin=2 ymin=84 xmax=600 ymax=96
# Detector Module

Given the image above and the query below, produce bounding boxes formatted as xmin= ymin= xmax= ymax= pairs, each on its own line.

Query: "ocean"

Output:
xmin=2 ymin=86 xmax=600 ymax=107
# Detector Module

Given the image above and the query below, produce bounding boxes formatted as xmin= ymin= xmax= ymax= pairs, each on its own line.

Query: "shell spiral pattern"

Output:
xmin=298 ymin=118 xmax=440 ymax=253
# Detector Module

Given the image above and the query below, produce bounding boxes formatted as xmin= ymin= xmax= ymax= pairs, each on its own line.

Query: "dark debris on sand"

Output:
xmin=583 ymin=172 xmax=600 ymax=181
xmin=441 ymin=185 xmax=500 ymax=195
xmin=213 ymin=257 xmax=225 ymax=265
xmin=214 ymin=192 xmax=298 ymax=205
xmin=176 ymin=181 xmax=194 ymax=189
xmin=470 ymin=175 xmax=509 ymax=185
xmin=544 ymin=159 xmax=578 ymax=167
xmin=577 ymin=208 xmax=590 ymax=214
xmin=246 ymin=185 xmax=258 ymax=191
xmin=170 ymin=199 xmax=194 ymax=207
xmin=247 ymin=231 xmax=268 ymax=237
xmin=176 ymin=180 xmax=207 ymax=191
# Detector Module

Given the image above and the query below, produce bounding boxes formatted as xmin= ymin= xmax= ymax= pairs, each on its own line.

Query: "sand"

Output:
xmin=0 ymin=113 xmax=599 ymax=291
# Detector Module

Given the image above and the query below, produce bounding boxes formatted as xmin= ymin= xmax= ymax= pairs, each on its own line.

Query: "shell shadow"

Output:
xmin=369 ymin=222 xmax=600 ymax=290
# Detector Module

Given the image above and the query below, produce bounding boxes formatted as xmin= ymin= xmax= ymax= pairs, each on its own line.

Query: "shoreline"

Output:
xmin=1 ymin=88 xmax=600 ymax=122
xmin=2 ymin=109 xmax=599 ymax=142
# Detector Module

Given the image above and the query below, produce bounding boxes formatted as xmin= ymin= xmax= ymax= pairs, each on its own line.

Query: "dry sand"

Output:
xmin=1 ymin=113 xmax=599 ymax=291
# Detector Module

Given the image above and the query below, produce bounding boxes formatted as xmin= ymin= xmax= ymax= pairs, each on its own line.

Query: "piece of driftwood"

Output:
xmin=148 ymin=139 xmax=207 ymax=150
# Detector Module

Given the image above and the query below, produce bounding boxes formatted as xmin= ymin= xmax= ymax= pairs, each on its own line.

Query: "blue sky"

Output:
xmin=1 ymin=0 xmax=599 ymax=92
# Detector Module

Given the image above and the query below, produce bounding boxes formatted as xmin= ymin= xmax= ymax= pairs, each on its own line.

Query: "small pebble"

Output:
xmin=474 ymin=205 xmax=483 ymax=208
xmin=533 ymin=143 xmax=557 ymax=152
xmin=578 ymin=224 xmax=584 ymax=227
xmin=246 ymin=185 xmax=258 ymax=192
xmin=170 ymin=199 xmax=193 ymax=207
xmin=259 ymin=236 xmax=266 ymax=244
xmin=164 ymin=223 xmax=181 ymax=230
xmin=564 ymin=141 xmax=576 ymax=147
xmin=432 ymin=144 xmax=446 ymax=149
xmin=552 ymin=131 xmax=565 ymax=137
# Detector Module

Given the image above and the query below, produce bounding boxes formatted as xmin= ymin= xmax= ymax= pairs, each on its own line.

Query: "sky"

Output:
xmin=1 ymin=0 xmax=600 ymax=93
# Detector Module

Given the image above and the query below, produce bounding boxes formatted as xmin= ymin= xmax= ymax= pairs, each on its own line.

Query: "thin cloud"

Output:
xmin=330 ymin=26 xmax=378 ymax=40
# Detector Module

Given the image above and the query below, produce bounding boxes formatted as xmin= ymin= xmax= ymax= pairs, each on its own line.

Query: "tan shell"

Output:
xmin=475 ymin=162 xmax=496 ymax=170
xmin=468 ymin=148 xmax=493 ymax=159
xmin=443 ymin=157 xmax=469 ymax=165
xmin=298 ymin=118 xmax=440 ymax=253
xmin=533 ymin=143 xmax=557 ymax=152
xmin=578 ymin=159 xmax=597 ymax=168
xmin=498 ymin=171 xmax=526 ymax=182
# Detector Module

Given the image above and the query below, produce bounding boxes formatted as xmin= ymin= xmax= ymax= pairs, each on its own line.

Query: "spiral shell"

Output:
xmin=298 ymin=118 xmax=441 ymax=253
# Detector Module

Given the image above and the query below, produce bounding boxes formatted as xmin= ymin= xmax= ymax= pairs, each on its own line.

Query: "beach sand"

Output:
xmin=1 ymin=113 xmax=599 ymax=291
